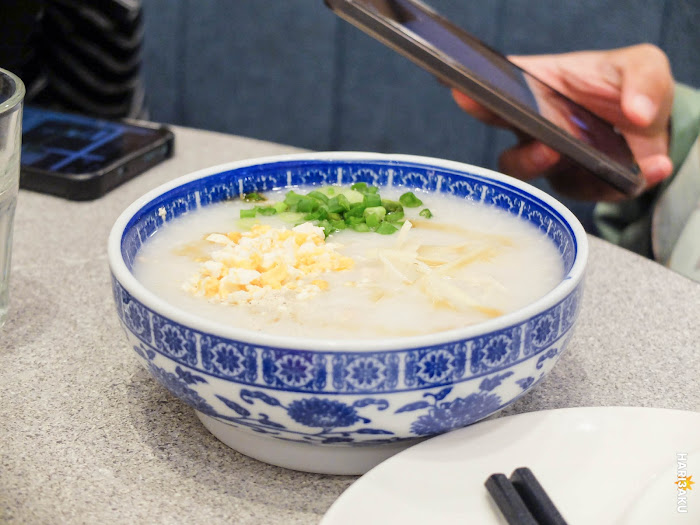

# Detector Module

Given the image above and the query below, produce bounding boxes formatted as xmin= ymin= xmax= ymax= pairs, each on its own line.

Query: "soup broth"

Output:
xmin=132 ymin=185 xmax=564 ymax=340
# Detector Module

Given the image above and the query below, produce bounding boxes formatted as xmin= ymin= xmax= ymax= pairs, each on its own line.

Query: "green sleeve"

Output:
xmin=593 ymin=83 xmax=700 ymax=257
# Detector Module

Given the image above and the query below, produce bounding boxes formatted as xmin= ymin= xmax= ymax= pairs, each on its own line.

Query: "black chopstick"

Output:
xmin=485 ymin=473 xmax=539 ymax=525
xmin=485 ymin=468 xmax=568 ymax=525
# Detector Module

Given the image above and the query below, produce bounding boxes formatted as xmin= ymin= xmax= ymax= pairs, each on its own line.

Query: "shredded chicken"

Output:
xmin=370 ymin=219 xmax=508 ymax=317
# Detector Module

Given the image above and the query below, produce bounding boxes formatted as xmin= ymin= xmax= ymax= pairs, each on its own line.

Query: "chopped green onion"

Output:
xmin=284 ymin=191 xmax=303 ymax=206
xmin=326 ymin=197 xmax=345 ymax=214
xmin=336 ymin=194 xmax=352 ymax=210
xmin=317 ymin=219 xmax=334 ymax=237
xmin=352 ymin=222 xmax=371 ymax=232
xmin=386 ymin=210 xmax=405 ymax=223
xmin=346 ymin=215 xmax=365 ymax=226
xmin=296 ymin=196 xmax=319 ymax=213
xmin=307 ymin=190 xmax=329 ymax=203
xmin=346 ymin=203 xmax=367 ymax=218
xmin=304 ymin=207 xmax=328 ymax=221
xmin=273 ymin=201 xmax=289 ymax=213
xmin=255 ymin=206 xmax=277 ymax=216
xmin=239 ymin=183 xmax=426 ymax=237
xmin=345 ymin=190 xmax=364 ymax=204
xmin=243 ymin=192 xmax=266 ymax=202
xmin=350 ymin=182 xmax=369 ymax=193
xmin=399 ymin=191 xmax=423 ymax=208
xmin=364 ymin=206 xmax=387 ymax=229
xmin=376 ymin=222 xmax=398 ymax=235
xmin=363 ymin=193 xmax=382 ymax=207
xmin=381 ymin=200 xmax=403 ymax=213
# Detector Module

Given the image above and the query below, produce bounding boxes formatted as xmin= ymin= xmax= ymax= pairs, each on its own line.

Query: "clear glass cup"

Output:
xmin=0 ymin=68 xmax=25 ymax=328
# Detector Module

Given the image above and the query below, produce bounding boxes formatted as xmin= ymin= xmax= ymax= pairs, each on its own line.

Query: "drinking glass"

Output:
xmin=0 ymin=68 xmax=25 ymax=328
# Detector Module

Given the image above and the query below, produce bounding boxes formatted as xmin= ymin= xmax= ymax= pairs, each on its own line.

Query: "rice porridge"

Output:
xmin=132 ymin=184 xmax=564 ymax=340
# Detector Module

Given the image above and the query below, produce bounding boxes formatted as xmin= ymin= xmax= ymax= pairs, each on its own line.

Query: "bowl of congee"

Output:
xmin=108 ymin=152 xmax=587 ymax=474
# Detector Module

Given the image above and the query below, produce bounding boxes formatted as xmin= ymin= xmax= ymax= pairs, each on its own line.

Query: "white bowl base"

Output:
xmin=196 ymin=411 xmax=418 ymax=475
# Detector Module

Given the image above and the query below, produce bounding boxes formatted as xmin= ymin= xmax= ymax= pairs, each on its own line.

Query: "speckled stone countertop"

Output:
xmin=2 ymin=126 xmax=699 ymax=524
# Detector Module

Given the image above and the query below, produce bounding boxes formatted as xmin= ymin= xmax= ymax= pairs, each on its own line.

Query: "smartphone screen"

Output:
xmin=327 ymin=0 xmax=642 ymax=194
xmin=21 ymin=106 xmax=168 ymax=175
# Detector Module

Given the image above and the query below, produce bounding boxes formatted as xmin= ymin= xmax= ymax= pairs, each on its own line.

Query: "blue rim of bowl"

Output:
xmin=108 ymin=152 xmax=588 ymax=352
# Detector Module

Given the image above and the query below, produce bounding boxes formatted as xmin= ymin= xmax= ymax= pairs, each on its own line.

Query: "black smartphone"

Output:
xmin=325 ymin=0 xmax=644 ymax=196
xmin=20 ymin=106 xmax=174 ymax=200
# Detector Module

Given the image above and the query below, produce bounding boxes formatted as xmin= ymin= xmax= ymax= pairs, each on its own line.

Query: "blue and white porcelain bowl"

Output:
xmin=108 ymin=152 xmax=587 ymax=475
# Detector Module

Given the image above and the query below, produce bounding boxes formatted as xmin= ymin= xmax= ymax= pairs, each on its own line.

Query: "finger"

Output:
xmin=624 ymin=131 xmax=673 ymax=180
xmin=609 ymin=44 xmax=674 ymax=129
xmin=637 ymin=153 xmax=673 ymax=187
xmin=498 ymin=142 xmax=561 ymax=181
xmin=451 ymin=89 xmax=511 ymax=127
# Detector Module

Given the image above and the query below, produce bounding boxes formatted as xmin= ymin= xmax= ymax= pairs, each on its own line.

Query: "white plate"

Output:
xmin=321 ymin=407 xmax=700 ymax=524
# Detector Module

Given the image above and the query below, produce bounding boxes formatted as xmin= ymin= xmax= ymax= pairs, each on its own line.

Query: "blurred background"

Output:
xmin=4 ymin=0 xmax=700 ymax=231
xmin=139 ymin=0 xmax=700 ymax=232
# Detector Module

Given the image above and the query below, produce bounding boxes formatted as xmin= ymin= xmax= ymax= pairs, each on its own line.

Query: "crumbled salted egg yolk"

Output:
xmin=183 ymin=222 xmax=354 ymax=304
